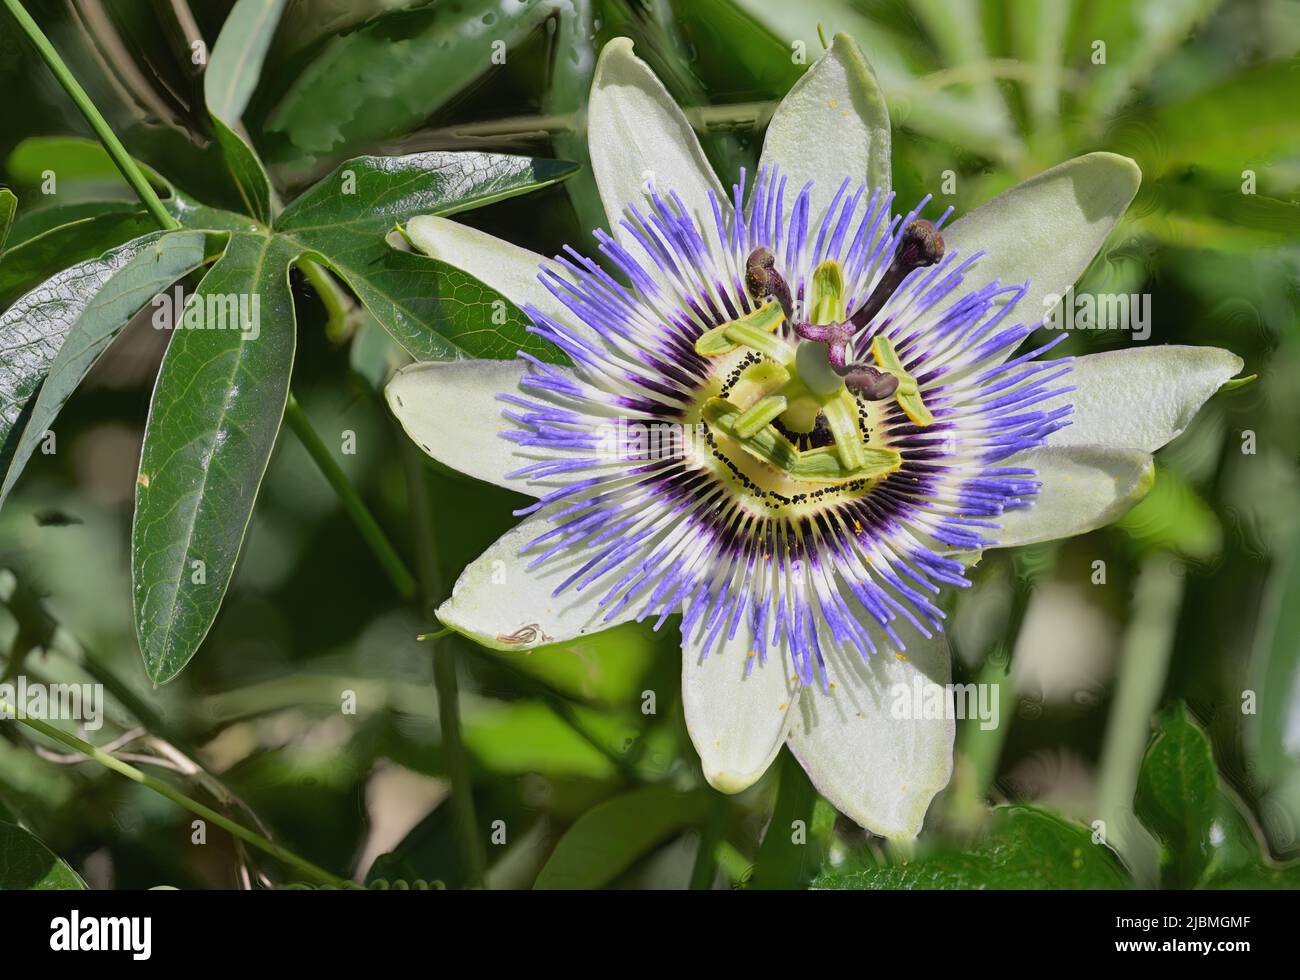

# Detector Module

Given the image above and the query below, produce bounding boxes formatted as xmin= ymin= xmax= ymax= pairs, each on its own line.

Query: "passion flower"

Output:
xmin=386 ymin=35 xmax=1243 ymax=838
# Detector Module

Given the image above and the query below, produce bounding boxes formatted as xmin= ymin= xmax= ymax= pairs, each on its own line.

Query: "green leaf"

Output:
xmin=534 ymin=785 xmax=711 ymax=889
xmin=667 ymin=0 xmax=804 ymax=103
xmin=1199 ymin=791 xmax=1270 ymax=886
xmin=1117 ymin=465 xmax=1221 ymax=560
xmin=204 ymin=0 xmax=286 ymax=222
xmin=814 ymin=806 xmax=1132 ymax=889
xmin=1135 ymin=176 xmax=1300 ymax=252
xmin=0 ymin=210 xmax=157 ymax=307
xmin=543 ymin=0 xmax=604 ymax=248
xmin=0 ymin=821 xmax=87 ymax=889
xmin=6 ymin=200 xmax=141 ymax=247
xmin=132 ymin=232 xmax=300 ymax=683
xmin=1124 ymin=59 xmax=1300 ymax=179
xmin=1206 ymin=861 xmax=1300 ymax=889
xmin=1 ymin=233 xmax=168 ymax=471
xmin=263 ymin=0 xmax=554 ymax=166
xmin=1134 ymin=702 xmax=1219 ymax=888
xmin=0 ymin=230 xmax=215 ymax=508
xmin=277 ymin=151 xmax=575 ymax=361
xmin=463 ymin=700 xmax=626 ymax=779
xmin=0 ymin=189 xmax=14 ymax=255
xmin=6 ymin=137 xmax=143 ymax=204
xmin=1070 ymin=0 xmax=1221 ymax=125
xmin=1006 ymin=0 xmax=1069 ymax=128
xmin=487 ymin=620 xmax=662 ymax=704
xmin=721 ymin=0 xmax=1021 ymax=161
xmin=7 ymin=137 xmax=256 ymax=235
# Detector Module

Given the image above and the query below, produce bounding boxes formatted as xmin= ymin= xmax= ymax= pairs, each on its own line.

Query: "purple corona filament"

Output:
xmin=498 ymin=165 xmax=1073 ymax=687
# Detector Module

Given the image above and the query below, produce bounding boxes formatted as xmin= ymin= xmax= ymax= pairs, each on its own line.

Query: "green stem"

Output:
xmin=0 ymin=701 xmax=354 ymax=889
xmin=688 ymin=794 xmax=728 ymax=890
xmin=1097 ymin=553 xmax=1184 ymax=881
xmin=412 ymin=101 xmax=776 ymax=142
xmin=284 ymin=393 xmax=417 ymax=600
xmin=750 ymin=747 xmax=820 ymax=889
xmin=713 ymin=840 xmax=751 ymax=885
xmin=947 ymin=562 xmax=1036 ymax=828
xmin=4 ymin=0 xmax=179 ymax=232
xmin=401 ymin=439 xmax=486 ymax=887
xmin=298 ymin=259 xmax=361 ymax=345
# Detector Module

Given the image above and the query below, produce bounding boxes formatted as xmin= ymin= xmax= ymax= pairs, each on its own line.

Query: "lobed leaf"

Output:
xmin=132 ymin=231 xmax=300 ymax=684
xmin=0 ymin=210 xmax=157 ymax=308
xmin=1 ymin=234 xmax=169 ymax=469
xmin=278 ymin=151 xmax=576 ymax=361
xmin=0 ymin=230 xmax=216 ymax=507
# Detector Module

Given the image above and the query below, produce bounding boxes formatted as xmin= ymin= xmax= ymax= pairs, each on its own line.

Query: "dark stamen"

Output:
xmin=836 ymin=363 xmax=900 ymax=401
xmin=849 ymin=220 xmax=945 ymax=332
xmin=745 ymin=247 xmax=793 ymax=319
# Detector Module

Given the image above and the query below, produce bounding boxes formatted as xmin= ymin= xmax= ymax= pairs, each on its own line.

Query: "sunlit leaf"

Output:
xmin=463 ymin=700 xmax=626 ymax=779
xmin=1116 ymin=465 xmax=1221 ymax=559
xmin=1 ymin=234 xmax=168 ymax=476
xmin=0 ymin=229 xmax=216 ymax=507
xmin=0 ymin=210 xmax=156 ymax=307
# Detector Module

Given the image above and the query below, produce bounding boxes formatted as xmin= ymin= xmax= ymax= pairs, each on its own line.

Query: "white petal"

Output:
xmin=682 ymin=606 xmax=799 ymax=794
xmin=1044 ymin=346 xmax=1243 ymax=453
xmin=758 ymin=32 xmax=891 ymax=230
xmin=587 ymin=38 xmax=726 ymax=249
xmin=436 ymin=511 xmax=637 ymax=652
xmin=994 ymin=445 xmax=1155 ymax=549
xmin=788 ymin=624 xmax=954 ymax=840
xmin=386 ymin=359 xmax=567 ymax=496
xmin=405 ymin=215 xmax=575 ymax=331
xmin=942 ymin=153 xmax=1141 ymax=357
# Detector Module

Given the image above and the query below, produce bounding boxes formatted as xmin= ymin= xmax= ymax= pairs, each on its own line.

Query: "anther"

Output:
xmin=835 ymin=363 xmax=900 ymax=401
xmin=745 ymin=247 xmax=793 ymax=319
xmin=849 ymin=220 xmax=945 ymax=332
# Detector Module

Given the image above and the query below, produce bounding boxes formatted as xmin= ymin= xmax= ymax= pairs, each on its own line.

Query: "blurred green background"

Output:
xmin=1 ymin=0 xmax=1298 ymax=889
